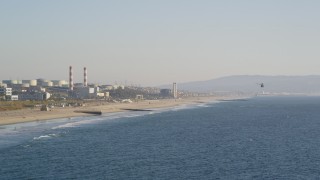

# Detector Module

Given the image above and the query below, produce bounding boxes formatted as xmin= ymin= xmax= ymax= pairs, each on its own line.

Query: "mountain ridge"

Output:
xmin=163 ymin=75 xmax=320 ymax=94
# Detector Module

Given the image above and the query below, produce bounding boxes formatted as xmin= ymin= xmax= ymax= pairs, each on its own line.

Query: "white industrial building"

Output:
xmin=10 ymin=95 xmax=19 ymax=101
xmin=0 ymin=82 xmax=8 ymax=88
xmin=0 ymin=87 xmax=14 ymax=101
xmin=74 ymin=86 xmax=100 ymax=99
xmin=52 ymin=80 xmax=68 ymax=87
xmin=97 ymin=92 xmax=110 ymax=98
xmin=113 ymin=85 xmax=125 ymax=90
xmin=0 ymin=87 xmax=12 ymax=96
xmin=42 ymin=81 xmax=53 ymax=87
xmin=22 ymin=80 xmax=37 ymax=86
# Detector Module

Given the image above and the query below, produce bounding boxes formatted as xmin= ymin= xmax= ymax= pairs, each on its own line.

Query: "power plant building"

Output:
xmin=74 ymin=86 xmax=99 ymax=99
xmin=19 ymin=92 xmax=51 ymax=101
xmin=52 ymin=80 xmax=68 ymax=87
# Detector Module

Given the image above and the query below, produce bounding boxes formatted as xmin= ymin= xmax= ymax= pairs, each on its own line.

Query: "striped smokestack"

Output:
xmin=84 ymin=67 xmax=87 ymax=87
xmin=69 ymin=66 xmax=74 ymax=91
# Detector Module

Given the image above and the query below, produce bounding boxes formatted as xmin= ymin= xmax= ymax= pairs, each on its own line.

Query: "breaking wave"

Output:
xmin=33 ymin=134 xmax=58 ymax=140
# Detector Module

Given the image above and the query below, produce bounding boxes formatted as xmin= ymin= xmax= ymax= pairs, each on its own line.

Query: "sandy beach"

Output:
xmin=0 ymin=96 xmax=244 ymax=126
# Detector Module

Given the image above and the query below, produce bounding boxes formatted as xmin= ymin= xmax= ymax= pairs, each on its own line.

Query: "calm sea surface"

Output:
xmin=1 ymin=96 xmax=320 ymax=179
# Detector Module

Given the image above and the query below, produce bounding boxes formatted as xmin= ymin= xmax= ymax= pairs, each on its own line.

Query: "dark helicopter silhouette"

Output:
xmin=257 ymin=83 xmax=264 ymax=88
xmin=256 ymin=83 xmax=265 ymax=96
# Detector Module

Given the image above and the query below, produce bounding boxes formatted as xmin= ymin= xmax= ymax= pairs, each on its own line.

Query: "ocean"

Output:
xmin=1 ymin=96 xmax=320 ymax=179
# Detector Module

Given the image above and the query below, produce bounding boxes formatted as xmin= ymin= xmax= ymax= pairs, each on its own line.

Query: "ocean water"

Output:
xmin=1 ymin=96 xmax=320 ymax=179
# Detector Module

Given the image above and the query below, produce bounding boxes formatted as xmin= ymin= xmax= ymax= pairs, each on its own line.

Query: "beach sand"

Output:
xmin=0 ymin=96 xmax=244 ymax=126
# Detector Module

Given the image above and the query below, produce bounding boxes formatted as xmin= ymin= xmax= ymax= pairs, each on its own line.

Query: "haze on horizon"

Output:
xmin=1 ymin=0 xmax=320 ymax=86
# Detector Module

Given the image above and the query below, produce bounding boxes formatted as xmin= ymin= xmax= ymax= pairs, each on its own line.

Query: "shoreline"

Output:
xmin=0 ymin=96 xmax=248 ymax=126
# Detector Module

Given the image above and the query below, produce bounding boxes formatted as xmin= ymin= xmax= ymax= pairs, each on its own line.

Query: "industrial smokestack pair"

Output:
xmin=69 ymin=66 xmax=88 ymax=91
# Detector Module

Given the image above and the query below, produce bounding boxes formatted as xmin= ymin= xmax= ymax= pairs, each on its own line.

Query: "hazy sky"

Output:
xmin=1 ymin=0 xmax=320 ymax=86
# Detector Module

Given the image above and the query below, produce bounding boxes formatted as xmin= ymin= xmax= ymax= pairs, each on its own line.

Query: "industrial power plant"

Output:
xmin=0 ymin=65 xmax=185 ymax=102
xmin=68 ymin=66 xmax=89 ymax=90
xmin=68 ymin=66 xmax=103 ymax=99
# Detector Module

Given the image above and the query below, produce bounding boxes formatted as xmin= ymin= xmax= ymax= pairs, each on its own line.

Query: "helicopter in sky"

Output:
xmin=256 ymin=83 xmax=265 ymax=95
xmin=257 ymin=83 xmax=264 ymax=88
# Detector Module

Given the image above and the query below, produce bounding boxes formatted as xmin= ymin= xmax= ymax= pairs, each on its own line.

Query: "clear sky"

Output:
xmin=1 ymin=0 xmax=320 ymax=86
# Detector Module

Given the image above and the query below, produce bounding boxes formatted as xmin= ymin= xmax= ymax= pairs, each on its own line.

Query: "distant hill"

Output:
xmin=164 ymin=75 xmax=320 ymax=94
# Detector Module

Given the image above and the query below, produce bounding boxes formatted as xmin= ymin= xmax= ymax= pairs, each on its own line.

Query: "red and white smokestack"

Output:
xmin=84 ymin=67 xmax=87 ymax=87
xmin=69 ymin=66 xmax=74 ymax=91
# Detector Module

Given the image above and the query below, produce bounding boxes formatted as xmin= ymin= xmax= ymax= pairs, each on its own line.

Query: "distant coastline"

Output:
xmin=0 ymin=96 xmax=247 ymax=126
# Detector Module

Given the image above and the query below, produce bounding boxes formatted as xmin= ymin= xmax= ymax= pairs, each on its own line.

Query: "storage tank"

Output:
xmin=11 ymin=80 xmax=18 ymax=84
xmin=61 ymin=84 xmax=69 ymax=88
xmin=59 ymin=80 xmax=67 ymax=86
xmin=29 ymin=80 xmax=37 ymax=86
xmin=52 ymin=80 xmax=67 ymax=87
xmin=43 ymin=81 xmax=53 ymax=87
xmin=22 ymin=83 xmax=30 ymax=88
xmin=0 ymin=83 xmax=8 ymax=88
xmin=52 ymin=80 xmax=60 ymax=86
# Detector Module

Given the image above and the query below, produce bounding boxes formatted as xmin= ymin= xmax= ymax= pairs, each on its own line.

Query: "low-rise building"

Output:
xmin=28 ymin=86 xmax=46 ymax=93
xmin=96 ymin=92 xmax=110 ymax=98
xmin=10 ymin=95 xmax=19 ymax=101
xmin=100 ymin=85 xmax=113 ymax=90
xmin=0 ymin=82 xmax=8 ymax=88
xmin=19 ymin=92 xmax=51 ymax=101
xmin=0 ymin=88 xmax=12 ymax=96
xmin=136 ymin=95 xmax=143 ymax=100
